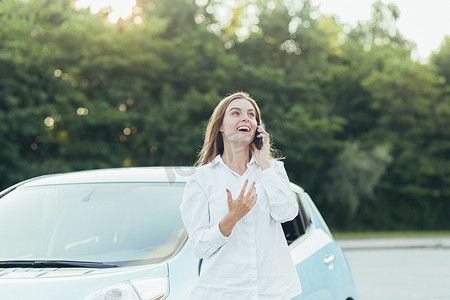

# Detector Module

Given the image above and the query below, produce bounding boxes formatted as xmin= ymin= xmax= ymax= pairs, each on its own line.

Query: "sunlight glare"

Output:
xmin=74 ymin=0 xmax=137 ymax=23
xmin=73 ymin=0 xmax=90 ymax=10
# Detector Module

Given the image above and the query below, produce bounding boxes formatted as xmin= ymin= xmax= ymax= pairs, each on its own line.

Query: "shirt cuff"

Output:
xmin=208 ymin=222 xmax=230 ymax=248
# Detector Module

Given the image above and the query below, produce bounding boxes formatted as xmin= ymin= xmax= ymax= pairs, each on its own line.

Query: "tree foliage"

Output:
xmin=1 ymin=0 xmax=450 ymax=231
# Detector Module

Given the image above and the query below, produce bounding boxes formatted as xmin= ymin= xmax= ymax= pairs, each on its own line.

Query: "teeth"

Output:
xmin=238 ymin=126 xmax=250 ymax=132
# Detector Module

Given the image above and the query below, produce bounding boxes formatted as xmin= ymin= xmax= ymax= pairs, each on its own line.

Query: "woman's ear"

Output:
xmin=219 ymin=124 xmax=224 ymax=133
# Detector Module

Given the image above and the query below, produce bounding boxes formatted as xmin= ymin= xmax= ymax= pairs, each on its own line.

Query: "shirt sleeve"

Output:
xmin=180 ymin=173 xmax=230 ymax=259
xmin=258 ymin=160 xmax=299 ymax=222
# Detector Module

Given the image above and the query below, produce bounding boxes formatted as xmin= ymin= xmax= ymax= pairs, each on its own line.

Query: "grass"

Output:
xmin=333 ymin=231 xmax=450 ymax=239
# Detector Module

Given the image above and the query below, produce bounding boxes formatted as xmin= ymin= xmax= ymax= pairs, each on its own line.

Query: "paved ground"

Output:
xmin=337 ymin=236 xmax=450 ymax=250
xmin=337 ymin=236 xmax=450 ymax=300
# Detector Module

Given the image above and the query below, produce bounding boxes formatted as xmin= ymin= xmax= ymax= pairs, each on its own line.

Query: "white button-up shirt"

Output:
xmin=180 ymin=155 xmax=302 ymax=300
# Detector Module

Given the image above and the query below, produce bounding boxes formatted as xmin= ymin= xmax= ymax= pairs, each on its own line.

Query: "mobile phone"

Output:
xmin=253 ymin=124 xmax=262 ymax=150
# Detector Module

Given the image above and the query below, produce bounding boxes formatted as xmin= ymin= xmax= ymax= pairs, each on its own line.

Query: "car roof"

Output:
xmin=13 ymin=166 xmax=305 ymax=193
xmin=18 ymin=167 xmax=196 ymax=187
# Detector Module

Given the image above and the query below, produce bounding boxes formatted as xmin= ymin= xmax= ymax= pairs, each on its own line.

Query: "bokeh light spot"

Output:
xmin=77 ymin=107 xmax=89 ymax=115
xmin=134 ymin=16 xmax=143 ymax=24
xmin=44 ymin=117 xmax=55 ymax=127
xmin=123 ymin=158 xmax=132 ymax=167
xmin=123 ymin=127 xmax=131 ymax=135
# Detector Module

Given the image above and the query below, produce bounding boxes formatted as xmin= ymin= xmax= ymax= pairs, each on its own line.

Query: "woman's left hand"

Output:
xmin=252 ymin=125 xmax=271 ymax=170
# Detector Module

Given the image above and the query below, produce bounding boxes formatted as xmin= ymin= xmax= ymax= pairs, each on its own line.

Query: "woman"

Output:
xmin=180 ymin=92 xmax=302 ymax=299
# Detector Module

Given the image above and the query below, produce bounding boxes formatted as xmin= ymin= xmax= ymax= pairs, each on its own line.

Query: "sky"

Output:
xmin=312 ymin=0 xmax=450 ymax=60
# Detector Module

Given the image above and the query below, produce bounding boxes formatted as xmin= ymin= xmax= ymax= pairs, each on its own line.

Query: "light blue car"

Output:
xmin=0 ymin=167 xmax=358 ymax=300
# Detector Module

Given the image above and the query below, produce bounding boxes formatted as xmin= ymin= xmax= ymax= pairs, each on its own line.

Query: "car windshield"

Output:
xmin=0 ymin=182 xmax=187 ymax=266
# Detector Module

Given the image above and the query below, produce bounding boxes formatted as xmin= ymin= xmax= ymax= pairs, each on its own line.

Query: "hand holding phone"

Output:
xmin=253 ymin=126 xmax=262 ymax=150
xmin=252 ymin=125 xmax=271 ymax=170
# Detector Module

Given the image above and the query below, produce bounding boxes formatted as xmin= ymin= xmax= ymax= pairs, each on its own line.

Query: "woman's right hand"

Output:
xmin=219 ymin=180 xmax=257 ymax=236
xmin=226 ymin=180 xmax=257 ymax=221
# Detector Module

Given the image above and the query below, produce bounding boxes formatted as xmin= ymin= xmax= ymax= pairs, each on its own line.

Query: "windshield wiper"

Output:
xmin=0 ymin=260 xmax=120 ymax=268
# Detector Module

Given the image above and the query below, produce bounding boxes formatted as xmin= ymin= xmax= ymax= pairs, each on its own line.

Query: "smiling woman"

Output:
xmin=73 ymin=0 xmax=137 ymax=23
xmin=180 ymin=92 xmax=303 ymax=299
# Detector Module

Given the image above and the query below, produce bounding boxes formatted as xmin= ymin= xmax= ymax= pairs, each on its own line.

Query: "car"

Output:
xmin=0 ymin=167 xmax=358 ymax=300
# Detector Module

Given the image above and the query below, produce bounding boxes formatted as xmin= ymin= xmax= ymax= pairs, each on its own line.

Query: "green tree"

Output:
xmin=1 ymin=0 xmax=449 ymax=232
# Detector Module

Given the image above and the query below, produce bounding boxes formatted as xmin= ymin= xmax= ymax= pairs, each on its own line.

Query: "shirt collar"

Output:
xmin=209 ymin=153 xmax=258 ymax=167
xmin=248 ymin=154 xmax=257 ymax=165
xmin=210 ymin=155 xmax=223 ymax=167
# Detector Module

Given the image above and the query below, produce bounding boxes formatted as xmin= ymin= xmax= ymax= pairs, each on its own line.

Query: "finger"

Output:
xmin=257 ymin=126 xmax=269 ymax=135
xmin=246 ymin=193 xmax=257 ymax=210
xmin=250 ymin=193 xmax=258 ymax=208
xmin=226 ymin=189 xmax=233 ymax=205
xmin=244 ymin=182 xmax=256 ymax=199
xmin=238 ymin=179 xmax=249 ymax=199
xmin=244 ymin=182 xmax=257 ymax=202
xmin=257 ymin=127 xmax=270 ymax=140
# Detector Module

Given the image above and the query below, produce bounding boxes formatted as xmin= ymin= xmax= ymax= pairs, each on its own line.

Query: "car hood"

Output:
xmin=0 ymin=263 xmax=168 ymax=300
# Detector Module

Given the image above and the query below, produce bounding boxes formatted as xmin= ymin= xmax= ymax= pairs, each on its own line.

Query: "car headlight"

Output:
xmin=84 ymin=278 xmax=168 ymax=300
xmin=131 ymin=277 xmax=168 ymax=300
xmin=84 ymin=282 xmax=140 ymax=300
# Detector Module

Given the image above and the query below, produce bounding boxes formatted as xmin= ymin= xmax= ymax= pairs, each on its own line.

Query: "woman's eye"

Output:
xmin=248 ymin=113 xmax=255 ymax=118
xmin=232 ymin=112 xmax=239 ymax=116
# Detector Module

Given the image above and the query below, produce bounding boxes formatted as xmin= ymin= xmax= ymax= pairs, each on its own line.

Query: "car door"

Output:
xmin=285 ymin=189 xmax=343 ymax=300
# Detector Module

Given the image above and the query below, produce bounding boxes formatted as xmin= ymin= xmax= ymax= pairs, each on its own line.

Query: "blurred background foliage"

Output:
xmin=1 ymin=0 xmax=449 ymax=231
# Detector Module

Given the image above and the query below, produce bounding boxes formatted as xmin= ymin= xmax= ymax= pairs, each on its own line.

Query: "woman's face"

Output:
xmin=220 ymin=98 xmax=258 ymax=148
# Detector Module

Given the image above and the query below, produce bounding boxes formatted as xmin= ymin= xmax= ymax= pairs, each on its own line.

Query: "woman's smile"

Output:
xmin=237 ymin=125 xmax=251 ymax=133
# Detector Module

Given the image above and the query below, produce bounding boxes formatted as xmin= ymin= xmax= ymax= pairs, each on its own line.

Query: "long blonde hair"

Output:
xmin=195 ymin=92 xmax=277 ymax=166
